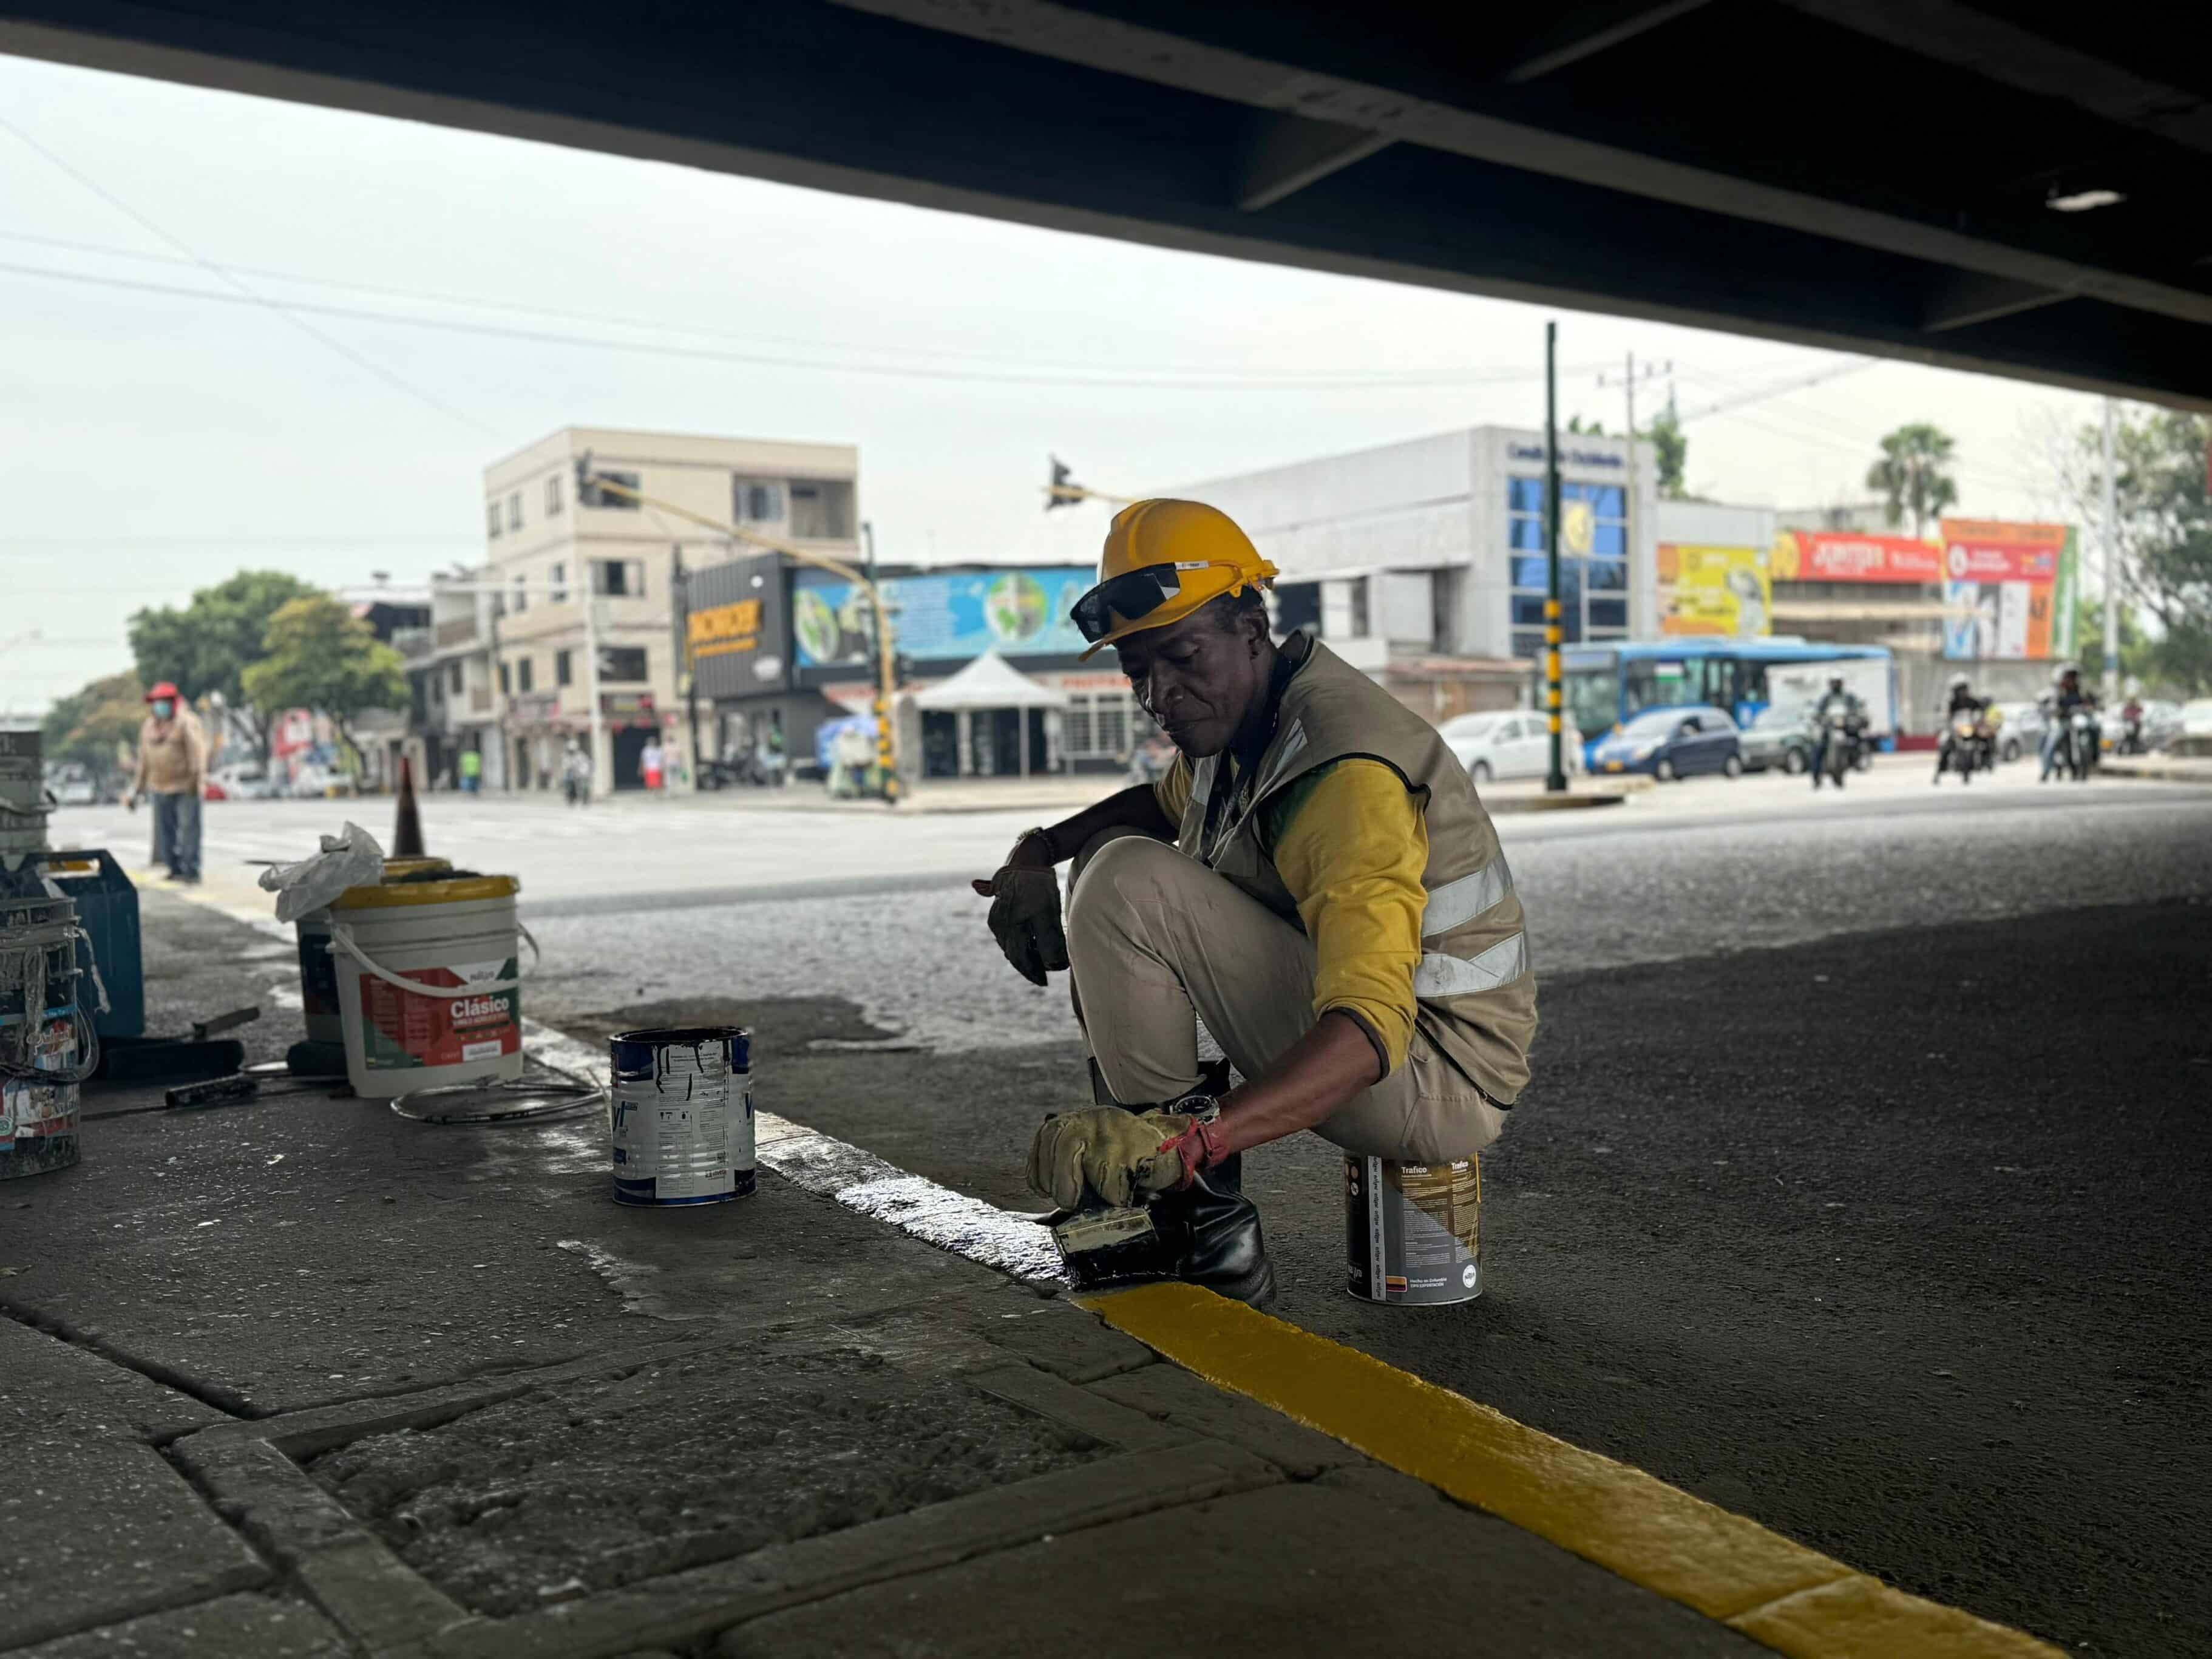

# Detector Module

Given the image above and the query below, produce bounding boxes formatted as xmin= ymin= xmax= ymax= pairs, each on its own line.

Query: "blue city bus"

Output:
xmin=1555 ymin=638 xmax=1898 ymax=764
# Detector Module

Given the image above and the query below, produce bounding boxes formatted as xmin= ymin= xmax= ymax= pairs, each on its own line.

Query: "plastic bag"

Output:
xmin=259 ymin=823 xmax=386 ymax=923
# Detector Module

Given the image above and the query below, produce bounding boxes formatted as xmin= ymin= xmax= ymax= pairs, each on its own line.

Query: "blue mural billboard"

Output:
xmin=792 ymin=567 xmax=1094 ymax=668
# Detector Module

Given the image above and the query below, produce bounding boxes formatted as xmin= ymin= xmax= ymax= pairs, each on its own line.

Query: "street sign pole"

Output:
xmin=1545 ymin=321 xmax=1567 ymax=793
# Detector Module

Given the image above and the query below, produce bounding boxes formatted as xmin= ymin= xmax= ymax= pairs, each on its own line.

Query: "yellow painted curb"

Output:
xmin=1082 ymin=1281 xmax=2061 ymax=1659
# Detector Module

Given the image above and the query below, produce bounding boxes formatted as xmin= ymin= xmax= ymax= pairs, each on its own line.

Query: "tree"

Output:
xmin=239 ymin=596 xmax=407 ymax=772
xmin=2074 ymin=595 xmax=2150 ymax=685
xmin=2047 ymin=407 xmax=2212 ymax=696
xmin=1865 ymin=423 xmax=1959 ymax=537
xmin=1647 ymin=395 xmax=1688 ymax=498
xmin=129 ymin=571 xmax=321 ymax=762
xmin=41 ymin=671 xmax=144 ymax=792
xmin=1567 ymin=414 xmax=1607 ymax=436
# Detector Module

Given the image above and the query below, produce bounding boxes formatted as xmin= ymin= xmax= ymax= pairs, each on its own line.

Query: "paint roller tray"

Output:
xmin=308 ymin=1340 xmax=1111 ymax=1615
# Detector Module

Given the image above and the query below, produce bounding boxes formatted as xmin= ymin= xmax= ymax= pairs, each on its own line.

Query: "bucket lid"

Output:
xmin=382 ymin=857 xmax=454 ymax=880
xmin=332 ymin=873 xmax=519 ymax=909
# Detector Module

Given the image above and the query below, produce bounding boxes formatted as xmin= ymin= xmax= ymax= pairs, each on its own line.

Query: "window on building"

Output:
xmin=550 ymin=563 xmax=567 ymax=603
xmin=498 ymin=661 xmax=511 ymax=695
xmin=1506 ymin=475 xmax=1630 ymax=659
xmin=448 ymin=661 xmax=463 ymax=694
xmin=598 ymin=646 xmax=649 ymax=682
xmin=789 ymin=480 xmax=855 ymax=540
xmin=592 ymin=559 xmax=646 ymax=598
xmin=512 ymin=574 xmax=528 ymax=614
xmin=517 ymin=657 xmax=534 ymax=693
xmin=486 ymin=501 xmax=502 ymax=539
xmin=507 ymin=492 xmax=523 ymax=532
xmin=734 ymin=478 xmax=785 ymax=523
xmin=580 ymin=469 xmax=640 ymax=509
xmin=545 ymin=473 xmax=563 ymax=516
xmin=555 ymin=649 xmax=572 ymax=687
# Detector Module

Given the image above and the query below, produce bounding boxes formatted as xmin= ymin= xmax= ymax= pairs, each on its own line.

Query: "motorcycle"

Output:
xmin=1818 ymin=710 xmax=1862 ymax=789
xmin=696 ymin=755 xmax=767 ymax=791
xmin=1936 ymin=711 xmax=1993 ymax=784
xmin=2044 ymin=710 xmax=2097 ymax=782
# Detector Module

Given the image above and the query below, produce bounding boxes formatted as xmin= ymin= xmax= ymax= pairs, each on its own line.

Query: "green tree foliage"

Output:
xmin=1566 ymin=414 xmax=1607 ymax=436
xmin=1647 ymin=398 xmax=1688 ymax=498
xmin=239 ymin=595 xmax=407 ymax=768
xmin=2065 ymin=408 xmax=2212 ymax=696
xmin=40 ymin=671 xmax=144 ymax=789
xmin=2073 ymin=596 xmax=2150 ymax=684
xmin=128 ymin=571 xmax=321 ymax=759
xmin=1865 ymin=424 xmax=1959 ymax=538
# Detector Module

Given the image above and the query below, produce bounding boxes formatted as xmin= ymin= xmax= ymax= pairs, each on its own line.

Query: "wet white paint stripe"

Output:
xmin=521 ymin=1017 xmax=1065 ymax=1284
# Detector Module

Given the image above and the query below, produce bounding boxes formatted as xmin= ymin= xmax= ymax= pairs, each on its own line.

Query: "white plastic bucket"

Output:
xmin=328 ymin=875 xmax=531 ymax=1099
xmin=296 ymin=856 xmax=452 ymax=1044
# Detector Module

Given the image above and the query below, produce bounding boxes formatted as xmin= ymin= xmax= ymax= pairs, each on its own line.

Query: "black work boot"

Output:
xmin=1155 ymin=1150 xmax=1277 ymax=1308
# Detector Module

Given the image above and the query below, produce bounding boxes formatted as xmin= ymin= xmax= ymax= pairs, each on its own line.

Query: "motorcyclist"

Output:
xmin=1935 ymin=673 xmax=1986 ymax=782
xmin=1808 ymin=675 xmax=1867 ymax=790
xmin=2040 ymin=666 xmax=2094 ymax=781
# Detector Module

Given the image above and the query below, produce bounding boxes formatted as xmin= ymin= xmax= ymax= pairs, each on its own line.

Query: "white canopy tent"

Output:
xmin=906 ymin=650 xmax=1069 ymax=778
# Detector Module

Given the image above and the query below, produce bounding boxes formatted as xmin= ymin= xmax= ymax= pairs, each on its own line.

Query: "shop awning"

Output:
xmin=909 ymin=650 xmax=1070 ymax=712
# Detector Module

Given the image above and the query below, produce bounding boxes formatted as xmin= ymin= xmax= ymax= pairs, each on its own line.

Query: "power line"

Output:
xmin=0 ymin=117 xmax=500 ymax=438
xmin=0 ymin=256 xmax=1611 ymax=393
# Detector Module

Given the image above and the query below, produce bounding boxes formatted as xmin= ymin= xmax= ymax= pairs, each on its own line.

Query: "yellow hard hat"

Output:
xmin=1070 ymin=499 xmax=1278 ymax=660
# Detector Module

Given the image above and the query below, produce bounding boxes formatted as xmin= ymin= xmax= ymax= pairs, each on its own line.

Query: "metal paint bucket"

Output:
xmin=1345 ymin=1155 xmax=1481 ymax=1305
xmin=295 ymin=856 xmax=452 ymax=1044
xmin=609 ymin=1026 xmax=755 ymax=1207
xmin=1 ymin=894 xmax=86 ymax=1179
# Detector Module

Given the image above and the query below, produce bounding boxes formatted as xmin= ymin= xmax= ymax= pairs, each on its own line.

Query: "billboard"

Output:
xmin=1769 ymin=531 xmax=1941 ymax=583
xmin=1657 ymin=543 xmax=1771 ymax=637
xmin=793 ymin=566 xmax=1094 ymax=668
xmin=684 ymin=554 xmax=792 ymax=700
xmin=1937 ymin=520 xmax=2077 ymax=661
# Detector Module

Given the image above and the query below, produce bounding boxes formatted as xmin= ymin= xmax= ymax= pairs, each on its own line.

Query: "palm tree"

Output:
xmin=1865 ymin=424 xmax=1959 ymax=538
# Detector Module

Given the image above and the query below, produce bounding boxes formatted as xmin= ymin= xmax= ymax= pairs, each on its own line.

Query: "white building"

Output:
xmin=1174 ymin=426 xmax=1658 ymax=717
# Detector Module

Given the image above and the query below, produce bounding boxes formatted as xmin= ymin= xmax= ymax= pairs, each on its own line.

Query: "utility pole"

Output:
xmin=1545 ymin=322 xmax=1566 ymax=794
xmin=2101 ymin=398 xmax=2120 ymax=704
xmin=583 ymin=584 xmax=605 ymax=801
xmin=1599 ymin=351 xmax=1671 ymax=634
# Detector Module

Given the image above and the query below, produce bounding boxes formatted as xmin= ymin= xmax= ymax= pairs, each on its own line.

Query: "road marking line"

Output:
xmin=1083 ymin=1281 xmax=2061 ymax=1659
xmin=144 ymin=875 xmax=2061 ymax=1655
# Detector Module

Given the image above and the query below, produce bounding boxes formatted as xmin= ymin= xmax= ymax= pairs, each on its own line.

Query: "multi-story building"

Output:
xmin=1170 ymin=426 xmax=1659 ymax=719
xmin=456 ymin=426 xmax=860 ymax=792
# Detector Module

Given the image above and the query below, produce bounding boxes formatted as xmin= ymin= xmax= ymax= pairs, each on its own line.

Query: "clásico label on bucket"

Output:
xmin=356 ymin=957 xmax=520 ymax=1070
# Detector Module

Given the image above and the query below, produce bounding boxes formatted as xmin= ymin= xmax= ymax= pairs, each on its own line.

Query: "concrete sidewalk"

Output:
xmin=0 ymin=893 xmax=2051 ymax=1658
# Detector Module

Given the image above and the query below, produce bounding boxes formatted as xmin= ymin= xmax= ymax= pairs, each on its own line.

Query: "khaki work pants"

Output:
xmin=1067 ymin=832 xmax=1509 ymax=1163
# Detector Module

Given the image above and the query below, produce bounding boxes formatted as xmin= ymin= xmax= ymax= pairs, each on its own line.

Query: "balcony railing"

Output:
xmin=435 ymin=616 xmax=480 ymax=648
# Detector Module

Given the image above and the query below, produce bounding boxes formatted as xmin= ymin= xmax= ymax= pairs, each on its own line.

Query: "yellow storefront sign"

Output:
xmin=1657 ymin=543 xmax=1769 ymax=638
xmin=687 ymin=599 xmax=764 ymax=660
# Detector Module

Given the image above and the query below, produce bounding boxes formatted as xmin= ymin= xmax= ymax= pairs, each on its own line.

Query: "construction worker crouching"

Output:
xmin=971 ymin=500 xmax=1536 ymax=1303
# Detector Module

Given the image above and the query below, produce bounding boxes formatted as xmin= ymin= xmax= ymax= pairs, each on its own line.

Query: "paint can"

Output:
xmin=1345 ymin=1155 xmax=1481 ymax=1305
xmin=0 ymin=730 xmax=49 ymax=867
xmin=609 ymin=1026 xmax=755 ymax=1207
xmin=1 ymin=894 xmax=88 ymax=1179
xmin=294 ymin=856 xmax=452 ymax=1044
xmin=328 ymin=875 xmax=527 ymax=1100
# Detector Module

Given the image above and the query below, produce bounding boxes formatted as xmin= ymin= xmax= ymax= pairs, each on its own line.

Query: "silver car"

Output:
xmin=1737 ymin=703 xmax=1815 ymax=774
xmin=1988 ymin=701 xmax=2045 ymax=764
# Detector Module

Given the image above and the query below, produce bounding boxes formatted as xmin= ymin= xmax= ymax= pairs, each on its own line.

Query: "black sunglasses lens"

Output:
xmin=1073 ymin=566 xmax=1178 ymax=642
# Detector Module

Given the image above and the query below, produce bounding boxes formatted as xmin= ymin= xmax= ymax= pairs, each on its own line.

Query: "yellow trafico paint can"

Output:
xmin=1345 ymin=1156 xmax=1481 ymax=1304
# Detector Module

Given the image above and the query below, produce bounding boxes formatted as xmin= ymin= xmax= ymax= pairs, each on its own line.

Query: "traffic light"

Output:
xmin=1046 ymin=456 xmax=1077 ymax=512
xmin=893 ymin=652 xmax=916 ymax=688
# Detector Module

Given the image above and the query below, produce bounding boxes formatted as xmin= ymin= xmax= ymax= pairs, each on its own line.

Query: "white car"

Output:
xmin=211 ymin=765 xmax=280 ymax=801
xmin=2180 ymin=699 xmax=2212 ymax=743
xmin=1436 ymin=710 xmax=1583 ymax=783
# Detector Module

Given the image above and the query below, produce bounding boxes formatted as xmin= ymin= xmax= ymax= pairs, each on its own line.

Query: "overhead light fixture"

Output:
xmin=2047 ymin=188 xmax=2125 ymax=212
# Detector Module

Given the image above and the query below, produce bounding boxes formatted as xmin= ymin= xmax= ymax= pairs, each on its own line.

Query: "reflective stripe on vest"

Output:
xmin=1413 ymin=932 xmax=1529 ymax=999
xmin=1421 ymin=853 xmax=1513 ymax=939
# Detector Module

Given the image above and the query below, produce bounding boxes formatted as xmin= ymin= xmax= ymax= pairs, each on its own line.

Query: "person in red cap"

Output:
xmin=128 ymin=682 xmax=208 ymax=883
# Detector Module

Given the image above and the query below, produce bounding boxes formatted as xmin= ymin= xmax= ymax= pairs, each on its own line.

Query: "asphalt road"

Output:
xmin=59 ymin=770 xmax=2212 ymax=1653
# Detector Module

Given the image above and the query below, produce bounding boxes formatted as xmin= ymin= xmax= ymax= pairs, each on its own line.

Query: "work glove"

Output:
xmin=969 ymin=830 xmax=1068 ymax=987
xmin=1026 ymin=1106 xmax=1210 ymax=1211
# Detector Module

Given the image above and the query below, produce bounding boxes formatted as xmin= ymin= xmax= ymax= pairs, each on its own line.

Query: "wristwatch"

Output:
xmin=1164 ymin=1091 xmax=1230 ymax=1175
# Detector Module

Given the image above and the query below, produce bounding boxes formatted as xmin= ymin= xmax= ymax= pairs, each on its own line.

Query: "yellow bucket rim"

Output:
xmin=382 ymin=856 xmax=453 ymax=879
xmin=332 ymin=874 xmax=519 ymax=909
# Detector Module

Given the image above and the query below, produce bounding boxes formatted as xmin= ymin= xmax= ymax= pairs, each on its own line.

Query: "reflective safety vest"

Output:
xmin=1170 ymin=636 xmax=1536 ymax=1106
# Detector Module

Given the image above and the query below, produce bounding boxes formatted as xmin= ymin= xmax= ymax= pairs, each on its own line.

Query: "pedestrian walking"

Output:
xmin=561 ymin=737 xmax=593 ymax=806
xmin=127 ymin=682 xmax=207 ymax=884
xmin=642 ymin=738 xmax=665 ymax=793
xmin=458 ymin=745 xmax=483 ymax=795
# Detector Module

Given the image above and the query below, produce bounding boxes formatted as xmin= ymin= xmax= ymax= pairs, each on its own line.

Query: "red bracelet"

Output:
xmin=1158 ymin=1116 xmax=1231 ymax=1187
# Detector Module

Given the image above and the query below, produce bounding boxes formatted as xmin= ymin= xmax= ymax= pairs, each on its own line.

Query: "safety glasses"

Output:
xmin=1070 ymin=561 xmax=1244 ymax=644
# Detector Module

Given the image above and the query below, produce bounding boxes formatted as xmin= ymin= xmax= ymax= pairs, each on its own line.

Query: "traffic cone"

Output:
xmin=392 ymin=756 xmax=426 ymax=858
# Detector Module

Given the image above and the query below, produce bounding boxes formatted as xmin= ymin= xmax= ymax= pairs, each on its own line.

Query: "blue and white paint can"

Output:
xmin=609 ymin=1026 xmax=755 ymax=1207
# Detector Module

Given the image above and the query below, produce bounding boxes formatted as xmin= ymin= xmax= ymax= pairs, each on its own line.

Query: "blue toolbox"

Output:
xmin=28 ymin=849 xmax=144 ymax=1039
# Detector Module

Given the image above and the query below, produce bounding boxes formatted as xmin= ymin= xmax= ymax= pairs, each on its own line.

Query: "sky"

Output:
xmin=0 ymin=51 xmax=2119 ymax=713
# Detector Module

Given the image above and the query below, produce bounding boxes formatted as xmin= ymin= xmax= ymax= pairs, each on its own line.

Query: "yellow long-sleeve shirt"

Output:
xmin=1156 ymin=754 xmax=1426 ymax=1077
